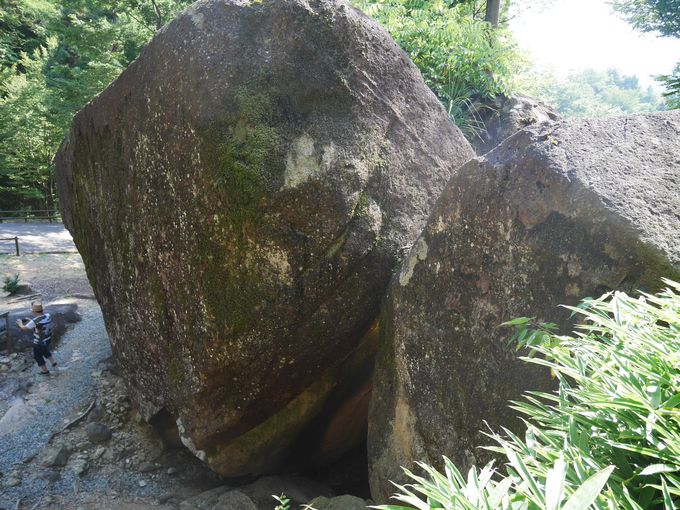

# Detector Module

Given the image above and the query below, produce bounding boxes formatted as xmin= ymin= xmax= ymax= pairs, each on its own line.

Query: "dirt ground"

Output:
xmin=1 ymin=253 xmax=93 ymax=310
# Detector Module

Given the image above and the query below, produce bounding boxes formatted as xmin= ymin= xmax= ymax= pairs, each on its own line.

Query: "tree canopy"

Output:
xmin=0 ymin=0 xmax=191 ymax=210
xmin=519 ymin=67 xmax=665 ymax=117
xmin=611 ymin=0 xmax=680 ymax=37
xmin=612 ymin=0 xmax=680 ymax=107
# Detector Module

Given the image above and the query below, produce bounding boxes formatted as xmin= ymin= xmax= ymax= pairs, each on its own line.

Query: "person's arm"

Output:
xmin=15 ymin=319 xmax=34 ymax=332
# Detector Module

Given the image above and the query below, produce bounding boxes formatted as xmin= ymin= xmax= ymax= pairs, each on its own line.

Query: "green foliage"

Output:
xmin=2 ymin=273 xmax=20 ymax=295
xmin=351 ymin=0 xmax=525 ymax=138
xmin=611 ymin=0 xmax=680 ymax=108
xmin=611 ymin=0 xmax=680 ymax=38
xmin=273 ymin=494 xmax=291 ymax=510
xmin=378 ymin=282 xmax=680 ymax=509
xmin=658 ymin=64 xmax=680 ymax=109
xmin=0 ymin=40 xmax=64 ymax=210
xmin=0 ymin=0 xmax=57 ymax=69
xmin=213 ymin=90 xmax=280 ymax=205
xmin=0 ymin=0 xmax=192 ymax=209
xmin=517 ymin=68 xmax=666 ymax=117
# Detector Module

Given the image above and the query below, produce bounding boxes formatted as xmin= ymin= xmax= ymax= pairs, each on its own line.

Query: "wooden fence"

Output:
xmin=0 ymin=236 xmax=19 ymax=256
xmin=0 ymin=210 xmax=61 ymax=223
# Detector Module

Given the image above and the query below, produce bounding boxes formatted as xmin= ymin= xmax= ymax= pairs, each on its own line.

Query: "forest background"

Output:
xmin=0 ymin=0 xmax=678 ymax=211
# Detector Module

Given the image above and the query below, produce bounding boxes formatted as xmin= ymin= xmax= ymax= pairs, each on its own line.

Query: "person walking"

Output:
xmin=16 ymin=303 xmax=57 ymax=375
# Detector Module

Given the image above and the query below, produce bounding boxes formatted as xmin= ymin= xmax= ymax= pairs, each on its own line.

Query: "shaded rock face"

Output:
xmin=368 ymin=111 xmax=680 ymax=502
xmin=55 ymin=0 xmax=474 ymax=476
xmin=473 ymin=94 xmax=560 ymax=154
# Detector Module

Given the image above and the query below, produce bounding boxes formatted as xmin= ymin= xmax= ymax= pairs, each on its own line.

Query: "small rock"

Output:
xmin=37 ymin=469 xmax=60 ymax=483
xmin=138 ymin=479 xmax=147 ymax=487
xmin=131 ymin=409 xmax=144 ymax=424
xmin=70 ymin=458 xmax=89 ymax=477
xmin=159 ymin=494 xmax=174 ymax=504
xmin=39 ymin=445 xmax=69 ymax=467
xmin=85 ymin=422 xmax=112 ymax=443
xmin=5 ymin=475 xmax=21 ymax=487
xmin=88 ymin=404 xmax=106 ymax=422
xmin=4 ymin=470 xmax=21 ymax=487
xmin=179 ymin=485 xmax=232 ymax=509
xmin=92 ymin=447 xmax=106 ymax=459
xmin=0 ymin=398 xmax=37 ymax=436
xmin=213 ymin=489 xmax=258 ymax=510
xmin=311 ymin=495 xmax=368 ymax=510
xmin=241 ymin=475 xmax=334 ymax=507
xmin=332 ymin=495 xmax=369 ymax=510
xmin=75 ymin=441 xmax=89 ymax=450
xmin=138 ymin=461 xmax=157 ymax=473
xmin=308 ymin=496 xmax=330 ymax=509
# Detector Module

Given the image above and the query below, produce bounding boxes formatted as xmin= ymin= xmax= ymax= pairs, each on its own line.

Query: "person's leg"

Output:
xmin=44 ymin=342 xmax=57 ymax=367
xmin=33 ymin=345 xmax=49 ymax=374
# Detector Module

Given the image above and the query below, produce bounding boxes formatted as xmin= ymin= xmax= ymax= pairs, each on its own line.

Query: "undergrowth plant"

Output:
xmin=377 ymin=280 xmax=680 ymax=509
xmin=2 ymin=273 xmax=20 ymax=294
xmin=273 ymin=494 xmax=290 ymax=510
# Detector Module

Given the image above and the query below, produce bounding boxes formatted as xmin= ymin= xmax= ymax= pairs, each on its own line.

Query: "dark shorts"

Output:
xmin=33 ymin=342 xmax=52 ymax=367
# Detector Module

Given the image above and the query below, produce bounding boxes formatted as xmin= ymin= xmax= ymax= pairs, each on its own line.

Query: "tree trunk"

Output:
xmin=150 ymin=0 xmax=163 ymax=31
xmin=485 ymin=0 xmax=501 ymax=27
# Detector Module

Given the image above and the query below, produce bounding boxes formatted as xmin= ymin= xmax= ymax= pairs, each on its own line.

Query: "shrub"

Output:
xmin=2 ymin=273 xmax=20 ymax=294
xmin=351 ymin=0 xmax=524 ymax=139
xmin=378 ymin=280 xmax=680 ymax=509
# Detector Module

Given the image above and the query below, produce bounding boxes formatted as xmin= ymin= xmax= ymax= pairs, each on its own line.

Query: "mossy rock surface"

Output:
xmin=368 ymin=111 xmax=680 ymax=503
xmin=55 ymin=0 xmax=473 ymax=477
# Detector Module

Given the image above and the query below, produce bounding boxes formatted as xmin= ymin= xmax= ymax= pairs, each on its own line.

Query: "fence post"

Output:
xmin=14 ymin=236 xmax=19 ymax=256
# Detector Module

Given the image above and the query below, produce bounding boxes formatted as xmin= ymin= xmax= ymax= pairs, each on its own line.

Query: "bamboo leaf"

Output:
xmin=562 ymin=466 xmax=615 ymax=510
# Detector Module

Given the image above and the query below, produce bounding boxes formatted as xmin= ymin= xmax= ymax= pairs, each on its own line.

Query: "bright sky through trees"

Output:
xmin=511 ymin=0 xmax=680 ymax=88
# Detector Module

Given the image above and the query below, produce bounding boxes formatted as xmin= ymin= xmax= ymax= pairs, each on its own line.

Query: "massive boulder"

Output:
xmin=368 ymin=111 xmax=680 ymax=502
xmin=55 ymin=0 xmax=474 ymax=476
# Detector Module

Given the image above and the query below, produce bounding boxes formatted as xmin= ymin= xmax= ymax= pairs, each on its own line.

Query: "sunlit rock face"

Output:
xmin=368 ymin=111 xmax=680 ymax=503
xmin=55 ymin=0 xmax=474 ymax=476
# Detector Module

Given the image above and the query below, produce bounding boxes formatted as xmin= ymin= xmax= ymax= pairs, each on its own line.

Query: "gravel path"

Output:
xmin=0 ymin=299 xmax=112 ymax=508
xmin=0 ymin=222 xmax=76 ymax=254
xmin=1 ymin=253 xmax=93 ymax=304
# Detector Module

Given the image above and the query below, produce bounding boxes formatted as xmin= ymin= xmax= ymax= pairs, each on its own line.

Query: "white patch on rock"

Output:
xmin=321 ymin=142 xmax=337 ymax=169
xmin=366 ymin=198 xmax=383 ymax=236
xmin=176 ymin=417 xmax=207 ymax=461
xmin=399 ymin=237 xmax=428 ymax=287
xmin=262 ymin=246 xmax=292 ymax=284
xmin=432 ymin=216 xmax=446 ymax=234
xmin=283 ymin=133 xmax=334 ymax=188
xmin=190 ymin=12 xmax=205 ymax=29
